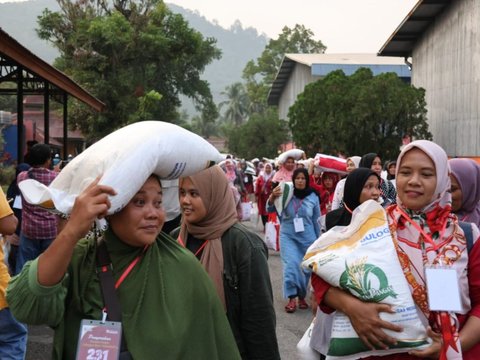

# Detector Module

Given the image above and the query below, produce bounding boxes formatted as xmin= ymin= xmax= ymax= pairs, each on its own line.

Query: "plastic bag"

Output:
xmin=297 ymin=319 xmax=318 ymax=360
xmin=240 ymin=201 xmax=252 ymax=222
xmin=264 ymin=213 xmax=280 ymax=251
xmin=250 ymin=203 xmax=259 ymax=226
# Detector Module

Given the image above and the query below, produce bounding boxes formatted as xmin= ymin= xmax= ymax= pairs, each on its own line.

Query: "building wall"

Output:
xmin=412 ymin=0 xmax=480 ymax=157
xmin=278 ymin=63 xmax=319 ymax=120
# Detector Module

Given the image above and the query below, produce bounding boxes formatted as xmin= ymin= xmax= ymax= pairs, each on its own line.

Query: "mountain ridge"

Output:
xmin=0 ymin=0 xmax=268 ymax=112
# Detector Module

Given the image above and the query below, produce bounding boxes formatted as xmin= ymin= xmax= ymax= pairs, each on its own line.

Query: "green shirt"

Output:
xmin=7 ymin=230 xmax=240 ymax=360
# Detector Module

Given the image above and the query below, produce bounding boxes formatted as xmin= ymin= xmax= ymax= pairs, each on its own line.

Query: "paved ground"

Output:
xmin=24 ymin=217 xmax=312 ymax=360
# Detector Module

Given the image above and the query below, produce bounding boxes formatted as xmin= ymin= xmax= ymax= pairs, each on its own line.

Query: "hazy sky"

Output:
xmin=0 ymin=0 xmax=419 ymax=53
xmin=166 ymin=0 xmax=418 ymax=53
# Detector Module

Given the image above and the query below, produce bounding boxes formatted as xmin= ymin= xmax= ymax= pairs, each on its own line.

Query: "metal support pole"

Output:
xmin=44 ymin=81 xmax=50 ymax=144
xmin=16 ymin=67 xmax=24 ymax=163
xmin=63 ymin=92 xmax=68 ymax=160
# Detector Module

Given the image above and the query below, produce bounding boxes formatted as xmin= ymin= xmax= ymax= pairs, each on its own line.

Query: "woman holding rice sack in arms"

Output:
xmin=309 ymin=140 xmax=480 ymax=359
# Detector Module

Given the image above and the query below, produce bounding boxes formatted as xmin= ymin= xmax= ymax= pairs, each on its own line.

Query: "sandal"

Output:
xmin=285 ymin=298 xmax=297 ymax=313
xmin=298 ymin=298 xmax=309 ymax=309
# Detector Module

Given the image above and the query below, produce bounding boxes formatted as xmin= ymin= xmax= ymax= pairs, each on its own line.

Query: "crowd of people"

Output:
xmin=0 ymin=137 xmax=478 ymax=360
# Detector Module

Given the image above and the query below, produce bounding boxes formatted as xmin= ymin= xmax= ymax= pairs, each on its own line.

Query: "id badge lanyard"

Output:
xmin=292 ymin=198 xmax=305 ymax=232
xmin=398 ymin=209 xmax=461 ymax=359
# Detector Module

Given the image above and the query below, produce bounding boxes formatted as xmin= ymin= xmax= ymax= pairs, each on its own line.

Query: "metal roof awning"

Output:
xmin=378 ymin=0 xmax=452 ymax=57
xmin=0 ymin=27 xmax=105 ymax=161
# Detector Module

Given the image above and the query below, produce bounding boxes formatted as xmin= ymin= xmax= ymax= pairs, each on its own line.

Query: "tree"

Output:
xmin=226 ymin=108 xmax=289 ymax=159
xmin=190 ymin=101 xmax=219 ymax=139
xmin=288 ymin=68 xmax=432 ymax=160
xmin=219 ymin=82 xmax=249 ymax=126
xmin=242 ymin=24 xmax=326 ymax=113
xmin=37 ymin=0 xmax=221 ymax=141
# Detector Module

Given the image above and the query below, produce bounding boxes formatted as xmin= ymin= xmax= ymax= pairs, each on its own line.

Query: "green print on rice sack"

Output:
xmin=339 ymin=258 xmax=398 ymax=302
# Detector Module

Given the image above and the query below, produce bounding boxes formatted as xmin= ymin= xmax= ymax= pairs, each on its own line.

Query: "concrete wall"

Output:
xmin=412 ymin=0 xmax=480 ymax=157
xmin=278 ymin=63 xmax=319 ymax=120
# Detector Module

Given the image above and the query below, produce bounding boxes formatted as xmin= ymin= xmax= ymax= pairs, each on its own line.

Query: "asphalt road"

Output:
xmin=24 ymin=217 xmax=312 ymax=360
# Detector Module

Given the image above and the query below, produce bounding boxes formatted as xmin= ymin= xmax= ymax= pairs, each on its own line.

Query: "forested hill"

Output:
xmin=0 ymin=0 xmax=268 ymax=109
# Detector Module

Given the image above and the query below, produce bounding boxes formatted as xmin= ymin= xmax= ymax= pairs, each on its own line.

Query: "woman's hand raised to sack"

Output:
xmin=66 ymin=176 xmax=117 ymax=241
xmin=38 ymin=177 xmax=116 ymax=287
xmin=268 ymin=185 xmax=282 ymax=205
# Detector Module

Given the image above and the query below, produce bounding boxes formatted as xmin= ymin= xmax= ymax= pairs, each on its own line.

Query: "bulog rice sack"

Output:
xmin=302 ymin=200 xmax=429 ymax=360
xmin=19 ymin=121 xmax=222 ymax=215
xmin=273 ymin=181 xmax=293 ymax=216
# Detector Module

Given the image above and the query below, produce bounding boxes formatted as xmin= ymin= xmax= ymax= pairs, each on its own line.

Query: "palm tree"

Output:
xmin=219 ymin=82 xmax=249 ymax=126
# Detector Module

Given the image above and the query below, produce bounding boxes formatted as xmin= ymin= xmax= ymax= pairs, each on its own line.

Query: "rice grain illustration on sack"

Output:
xmin=302 ymin=200 xmax=430 ymax=360
xmin=339 ymin=255 xmax=398 ymax=303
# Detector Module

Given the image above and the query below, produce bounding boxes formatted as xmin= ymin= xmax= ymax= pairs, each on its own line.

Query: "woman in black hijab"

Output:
xmin=359 ymin=153 xmax=396 ymax=206
xmin=325 ymin=168 xmax=381 ymax=230
xmin=311 ymin=168 xmax=382 ymax=359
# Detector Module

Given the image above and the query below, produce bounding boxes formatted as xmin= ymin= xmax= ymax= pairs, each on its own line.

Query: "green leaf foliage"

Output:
xmin=288 ymin=68 xmax=431 ymax=159
xmin=226 ymin=108 xmax=289 ymax=159
xmin=36 ymin=0 xmax=220 ymax=141
xmin=219 ymin=82 xmax=249 ymax=126
xmin=242 ymin=24 xmax=326 ymax=114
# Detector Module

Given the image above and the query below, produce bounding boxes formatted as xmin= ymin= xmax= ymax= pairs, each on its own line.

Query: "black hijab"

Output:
xmin=359 ymin=153 xmax=378 ymax=169
xmin=325 ymin=168 xmax=380 ymax=230
xmin=292 ymin=168 xmax=313 ymax=199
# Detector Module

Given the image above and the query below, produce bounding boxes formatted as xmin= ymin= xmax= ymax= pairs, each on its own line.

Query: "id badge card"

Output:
xmin=76 ymin=319 xmax=122 ymax=360
xmin=13 ymin=196 xmax=22 ymax=210
xmin=425 ymin=267 xmax=462 ymax=312
xmin=294 ymin=217 xmax=305 ymax=233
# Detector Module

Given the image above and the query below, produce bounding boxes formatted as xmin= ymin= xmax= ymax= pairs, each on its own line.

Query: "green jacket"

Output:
xmin=172 ymin=223 xmax=280 ymax=360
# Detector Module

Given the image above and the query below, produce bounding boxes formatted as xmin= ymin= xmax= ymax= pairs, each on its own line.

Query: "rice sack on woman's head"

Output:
xmin=18 ymin=121 xmax=223 ymax=219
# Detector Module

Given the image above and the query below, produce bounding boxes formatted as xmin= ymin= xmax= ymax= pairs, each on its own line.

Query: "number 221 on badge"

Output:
xmin=76 ymin=319 xmax=122 ymax=360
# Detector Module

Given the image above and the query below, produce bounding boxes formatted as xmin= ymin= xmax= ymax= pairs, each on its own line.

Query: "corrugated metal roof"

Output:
xmin=283 ymin=53 xmax=407 ymax=66
xmin=267 ymin=53 xmax=409 ymax=106
xmin=378 ymin=0 xmax=452 ymax=57
xmin=0 ymin=27 xmax=105 ymax=112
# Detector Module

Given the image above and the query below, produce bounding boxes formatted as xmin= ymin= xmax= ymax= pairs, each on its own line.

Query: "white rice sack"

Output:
xmin=277 ymin=149 xmax=305 ymax=164
xmin=273 ymin=181 xmax=293 ymax=216
xmin=302 ymin=200 xmax=429 ymax=360
xmin=297 ymin=159 xmax=312 ymax=168
xmin=19 ymin=121 xmax=222 ymax=215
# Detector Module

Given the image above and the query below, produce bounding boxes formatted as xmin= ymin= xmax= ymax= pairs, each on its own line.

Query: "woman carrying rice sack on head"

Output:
xmin=255 ymin=162 xmax=275 ymax=228
xmin=449 ymin=158 xmax=480 ymax=229
xmin=272 ymin=156 xmax=297 ymax=185
xmin=311 ymin=140 xmax=480 ymax=359
xmin=172 ymin=165 xmax=280 ymax=360
xmin=331 ymin=156 xmax=361 ymax=211
xmin=268 ymin=168 xmax=321 ymax=313
xmin=7 ymin=175 xmax=240 ymax=360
